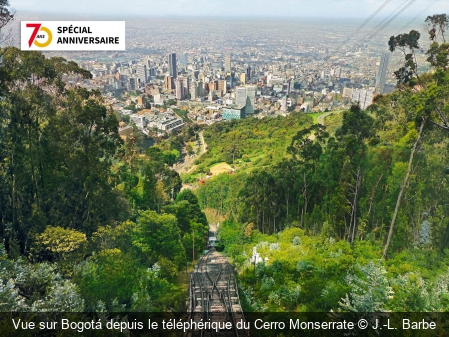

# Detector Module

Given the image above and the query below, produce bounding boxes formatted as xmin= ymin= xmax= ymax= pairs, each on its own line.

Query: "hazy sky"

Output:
xmin=8 ymin=0 xmax=448 ymax=18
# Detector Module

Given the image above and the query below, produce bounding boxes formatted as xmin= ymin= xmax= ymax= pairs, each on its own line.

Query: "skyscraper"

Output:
xmin=235 ymin=86 xmax=256 ymax=115
xmin=190 ymin=81 xmax=198 ymax=100
xmin=224 ymin=54 xmax=231 ymax=72
xmin=179 ymin=53 xmax=188 ymax=68
xmin=164 ymin=75 xmax=174 ymax=90
xmin=128 ymin=78 xmax=136 ymax=91
xmin=182 ymin=78 xmax=189 ymax=97
xmin=198 ymin=80 xmax=205 ymax=97
xmin=245 ymin=86 xmax=256 ymax=115
xmin=136 ymin=64 xmax=147 ymax=86
xmin=193 ymin=70 xmax=199 ymax=79
xmin=235 ymin=87 xmax=247 ymax=107
xmin=351 ymin=88 xmax=374 ymax=110
xmin=239 ymin=73 xmax=246 ymax=84
xmin=175 ymin=76 xmax=189 ymax=100
xmin=217 ymin=79 xmax=226 ymax=96
xmin=168 ymin=53 xmax=177 ymax=79
xmin=376 ymin=52 xmax=390 ymax=94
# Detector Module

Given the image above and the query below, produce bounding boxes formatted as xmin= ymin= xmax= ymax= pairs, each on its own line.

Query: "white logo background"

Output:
xmin=21 ymin=21 xmax=126 ymax=51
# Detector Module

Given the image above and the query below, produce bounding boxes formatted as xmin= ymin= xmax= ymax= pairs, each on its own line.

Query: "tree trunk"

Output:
xmin=301 ymin=172 xmax=308 ymax=227
xmin=350 ymin=166 xmax=362 ymax=245
xmin=383 ymin=117 xmax=427 ymax=258
xmin=367 ymin=173 xmax=383 ymax=218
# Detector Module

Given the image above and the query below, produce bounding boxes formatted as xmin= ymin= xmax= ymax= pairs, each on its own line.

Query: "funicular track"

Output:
xmin=186 ymin=231 xmax=247 ymax=337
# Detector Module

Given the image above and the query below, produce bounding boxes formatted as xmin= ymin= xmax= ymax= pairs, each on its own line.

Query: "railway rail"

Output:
xmin=186 ymin=230 xmax=247 ymax=337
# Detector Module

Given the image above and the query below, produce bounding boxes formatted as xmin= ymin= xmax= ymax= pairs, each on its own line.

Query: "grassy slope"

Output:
xmin=191 ymin=111 xmax=342 ymax=176
xmin=191 ymin=112 xmax=314 ymax=176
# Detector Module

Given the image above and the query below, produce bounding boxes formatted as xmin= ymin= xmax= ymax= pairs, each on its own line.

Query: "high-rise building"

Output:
xmin=183 ymin=81 xmax=189 ymax=99
xmin=217 ymin=80 xmax=226 ymax=96
xmin=190 ymin=81 xmax=198 ymax=100
xmin=286 ymin=80 xmax=293 ymax=94
xmin=246 ymin=86 xmax=256 ymax=115
xmin=364 ymin=89 xmax=374 ymax=109
xmin=342 ymin=87 xmax=353 ymax=99
xmin=168 ymin=53 xmax=177 ymax=79
xmin=164 ymin=75 xmax=174 ymax=90
xmin=235 ymin=86 xmax=256 ymax=115
xmin=351 ymin=88 xmax=374 ymax=109
xmin=207 ymin=81 xmax=216 ymax=93
xmin=175 ymin=76 xmax=189 ymax=100
xmin=246 ymin=66 xmax=251 ymax=81
xmin=239 ymin=73 xmax=246 ymax=84
xmin=136 ymin=64 xmax=147 ymax=86
xmin=279 ymin=96 xmax=288 ymax=112
xmin=235 ymin=87 xmax=247 ymax=107
xmin=128 ymin=78 xmax=136 ymax=91
xmin=376 ymin=52 xmax=390 ymax=94
xmin=179 ymin=53 xmax=188 ymax=67
xmin=175 ymin=79 xmax=183 ymax=100
xmin=224 ymin=54 xmax=231 ymax=72
xmin=351 ymin=89 xmax=361 ymax=103
xmin=197 ymin=80 xmax=206 ymax=97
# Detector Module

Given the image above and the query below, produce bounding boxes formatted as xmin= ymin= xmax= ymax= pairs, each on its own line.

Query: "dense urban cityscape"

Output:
xmin=9 ymin=12 xmax=432 ymax=137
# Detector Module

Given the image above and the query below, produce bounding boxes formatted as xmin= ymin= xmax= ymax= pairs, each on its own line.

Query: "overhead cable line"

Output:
xmin=353 ymin=0 xmax=417 ymax=51
xmin=360 ymin=0 xmax=411 ymax=43
xmin=396 ymin=0 xmax=439 ymax=34
xmin=333 ymin=0 xmax=393 ymax=53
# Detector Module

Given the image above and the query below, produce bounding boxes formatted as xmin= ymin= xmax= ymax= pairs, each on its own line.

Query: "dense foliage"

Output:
xmin=2 ymin=8 xmax=449 ymax=314
xmin=199 ymin=16 xmax=449 ymax=254
xmin=197 ymin=112 xmax=314 ymax=172
xmin=197 ymin=15 xmax=449 ymax=312
xmin=0 ymin=47 xmax=208 ymax=311
xmin=218 ymin=218 xmax=449 ymax=312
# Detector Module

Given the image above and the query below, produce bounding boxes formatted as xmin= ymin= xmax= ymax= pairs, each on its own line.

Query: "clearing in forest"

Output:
xmin=210 ymin=162 xmax=233 ymax=175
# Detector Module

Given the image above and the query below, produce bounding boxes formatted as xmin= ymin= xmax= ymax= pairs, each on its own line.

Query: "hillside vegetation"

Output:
xmin=195 ymin=112 xmax=314 ymax=174
xmin=197 ymin=15 xmax=449 ymax=312
xmin=0 ymin=47 xmax=208 ymax=312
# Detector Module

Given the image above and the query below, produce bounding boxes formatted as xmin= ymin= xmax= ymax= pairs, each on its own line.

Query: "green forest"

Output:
xmin=196 ymin=16 xmax=449 ymax=312
xmin=0 ymin=19 xmax=209 ymax=310
xmin=1 ymin=0 xmax=449 ymax=315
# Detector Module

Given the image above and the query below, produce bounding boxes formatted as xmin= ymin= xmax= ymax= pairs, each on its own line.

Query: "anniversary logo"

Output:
xmin=21 ymin=21 xmax=125 ymax=50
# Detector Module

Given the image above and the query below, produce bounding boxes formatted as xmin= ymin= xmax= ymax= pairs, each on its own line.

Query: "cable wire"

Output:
xmin=353 ymin=0 xmax=417 ymax=51
xmin=333 ymin=0 xmax=393 ymax=53
xmin=396 ymin=0 xmax=439 ymax=34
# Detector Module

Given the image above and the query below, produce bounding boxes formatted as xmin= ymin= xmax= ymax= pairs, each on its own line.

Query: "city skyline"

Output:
xmin=10 ymin=0 xmax=447 ymax=18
